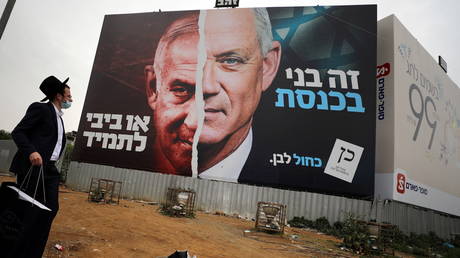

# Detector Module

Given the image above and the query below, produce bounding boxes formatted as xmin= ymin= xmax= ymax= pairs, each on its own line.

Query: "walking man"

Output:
xmin=10 ymin=75 xmax=72 ymax=257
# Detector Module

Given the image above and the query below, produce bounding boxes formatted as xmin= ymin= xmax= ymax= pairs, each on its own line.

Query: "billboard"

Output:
xmin=73 ymin=6 xmax=377 ymax=198
xmin=376 ymin=15 xmax=460 ymax=216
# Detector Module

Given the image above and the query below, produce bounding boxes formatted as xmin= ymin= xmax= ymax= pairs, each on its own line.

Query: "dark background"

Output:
xmin=72 ymin=10 xmax=197 ymax=172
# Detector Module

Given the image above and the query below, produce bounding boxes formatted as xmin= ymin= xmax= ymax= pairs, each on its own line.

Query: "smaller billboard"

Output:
xmin=376 ymin=15 xmax=460 ymax=216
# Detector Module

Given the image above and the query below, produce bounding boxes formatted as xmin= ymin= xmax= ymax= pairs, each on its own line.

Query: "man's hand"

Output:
xmin=29 ymin=152 xmax=43 ymax=166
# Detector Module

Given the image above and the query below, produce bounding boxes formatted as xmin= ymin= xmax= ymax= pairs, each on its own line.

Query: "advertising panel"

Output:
xmin=376 ymin=15 xmax=460 ymax=216
xmin=73 ymin=5 xmax=377 ymax=197
xmin=374 ymin=16 xmax=395 ymax=201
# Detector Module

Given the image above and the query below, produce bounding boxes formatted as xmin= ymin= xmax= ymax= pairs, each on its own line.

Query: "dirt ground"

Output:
xmin=1 ymin=175 xmax=358 ymax=258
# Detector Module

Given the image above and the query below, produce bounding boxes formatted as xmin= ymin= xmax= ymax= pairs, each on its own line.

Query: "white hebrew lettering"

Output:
xmin=285 ymin=68 xmax=305 ymax=87
xmin=92 ymin=113 xmax=104 ymax=129
xmin=101 ymin=133 xmax=118 ymax=149
xmin=327 ymin=69 xmax=348 ymax=89
xmin=283 ymin=152 xmax=291 ymax=164
xmin=132 ymin=115 xmax=150 ymax=132
xmin=346 ymin=70 xmax=360 ymax=89
xmin=83 ymin=131 xmax=95 ymax=147
xmin=133 ymin=132 xmax=147 ymax=152
xmin=109 ymin=114 xmax=122 ymax=130
xmin=126 ymin=115 xmax=134 ymax=131
xmin=305 ymin=68 xmax=322 ymax=88
xmin=116 ymin=134 xmax=133 ymax=151
xmin=104 ymin=114 xmax=111 ymax=123
xmin=86 ymin=113 xmax=93 ymax=122
xmin=94 ymin=132 xmax=102 ymax=142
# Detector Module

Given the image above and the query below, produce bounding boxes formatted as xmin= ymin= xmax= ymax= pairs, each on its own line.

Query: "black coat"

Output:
xmin=10 ymin=102 xmax=66 ymax=175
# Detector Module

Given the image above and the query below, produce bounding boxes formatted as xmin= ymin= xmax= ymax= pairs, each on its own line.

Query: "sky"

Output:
xmin=0 ymin=0 xmax=459 ymax=132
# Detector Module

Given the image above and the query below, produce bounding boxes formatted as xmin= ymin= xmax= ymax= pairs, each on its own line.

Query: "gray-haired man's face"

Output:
xmin=146 ymin=9 xmax=281 ymax=172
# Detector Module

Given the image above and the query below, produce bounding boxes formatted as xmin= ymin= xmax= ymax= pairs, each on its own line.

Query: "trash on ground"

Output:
xmin=167 ymin=250 xmax=197 ymax=258
xmin=54 ymin=244 xmax=64 ymax=251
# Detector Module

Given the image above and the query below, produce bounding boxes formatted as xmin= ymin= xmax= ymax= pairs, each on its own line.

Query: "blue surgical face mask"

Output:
xmin=61 ymin=101 xmax=72 ymax=109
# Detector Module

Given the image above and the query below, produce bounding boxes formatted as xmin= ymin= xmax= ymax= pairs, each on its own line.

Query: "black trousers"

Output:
xmin=16 ymin=163 xmax=60 ymax=258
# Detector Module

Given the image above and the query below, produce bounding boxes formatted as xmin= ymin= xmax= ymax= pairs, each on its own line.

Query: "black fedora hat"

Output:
xmin=39 ymin=76 xmax=69 ymax=102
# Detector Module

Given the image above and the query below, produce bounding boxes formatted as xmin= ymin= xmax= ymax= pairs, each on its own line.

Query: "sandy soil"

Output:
xmin=1 ymin=175 xmax=358 ymax=258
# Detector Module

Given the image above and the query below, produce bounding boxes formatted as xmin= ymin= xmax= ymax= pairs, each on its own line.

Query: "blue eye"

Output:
xmin=219 ymin=56 xmax=244 ymax=65
xmin=223 ymin=58 xmax=240 ymax=64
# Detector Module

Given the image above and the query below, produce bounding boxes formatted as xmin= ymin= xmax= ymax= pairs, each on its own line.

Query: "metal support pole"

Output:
xmin=0 ymin=0 xmax=16 ymax=40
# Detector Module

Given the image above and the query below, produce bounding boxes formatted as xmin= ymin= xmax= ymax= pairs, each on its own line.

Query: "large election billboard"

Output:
xmin=376 ymin=15 xmax=460 ymax=216
xmin=73 ymin=6 xmax=376 ymax=198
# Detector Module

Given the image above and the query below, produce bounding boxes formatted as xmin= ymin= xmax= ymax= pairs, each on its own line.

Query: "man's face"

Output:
xmin=199 ymin=9 xmax=265 ymax=145
xmin=56 ymin=87 xmax=73 ymax=105
xmin=149 ymin=33 xmax=199 ymax=172
xmin=62 ymin=87 xmax=72 ymax=102
xmin=147 ymin=9 xmax=280 ymax=171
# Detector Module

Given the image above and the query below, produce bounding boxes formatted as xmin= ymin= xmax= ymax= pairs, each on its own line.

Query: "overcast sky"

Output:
xmin=0 ymin=0 xmax=459 ymax=132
